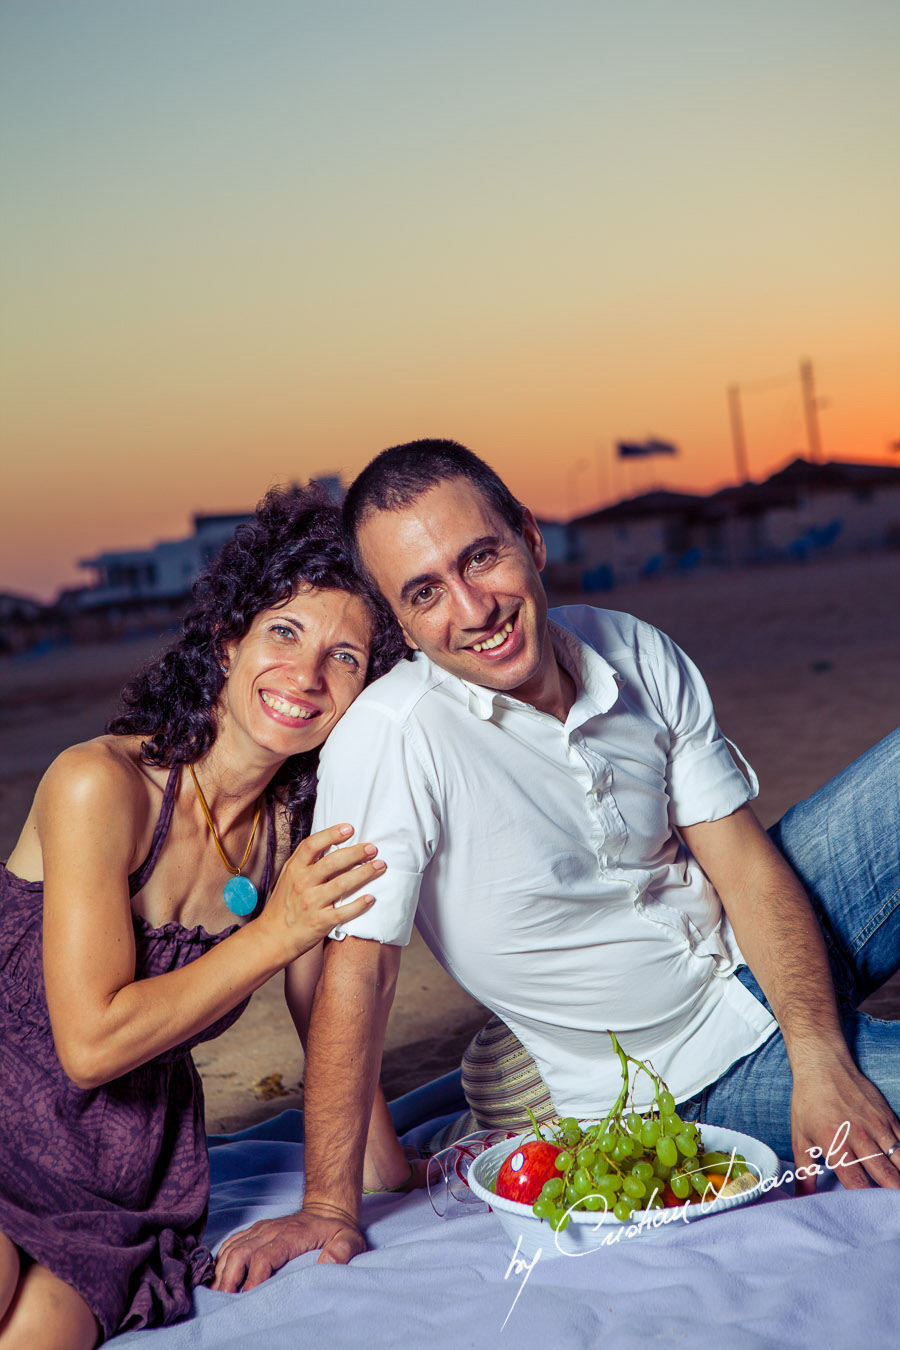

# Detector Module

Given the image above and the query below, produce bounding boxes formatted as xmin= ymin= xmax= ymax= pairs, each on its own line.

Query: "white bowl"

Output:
xmin=467 ymin=1124 xmax=780 ymax=1259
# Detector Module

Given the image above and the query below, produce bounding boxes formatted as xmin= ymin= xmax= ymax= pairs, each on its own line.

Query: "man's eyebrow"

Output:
xmin=398 ymin=535 xmax=501 ymax=604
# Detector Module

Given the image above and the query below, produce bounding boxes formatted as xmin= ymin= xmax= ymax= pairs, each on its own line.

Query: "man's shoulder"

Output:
xmin=323 ymin=653 xmax=458 ymax=744
xmin=550 ymin=604 xmax=663 ymax=658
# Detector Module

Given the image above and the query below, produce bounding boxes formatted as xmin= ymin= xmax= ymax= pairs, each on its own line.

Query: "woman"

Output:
xmin=0 ymin=487 xmax=411 ymax=1348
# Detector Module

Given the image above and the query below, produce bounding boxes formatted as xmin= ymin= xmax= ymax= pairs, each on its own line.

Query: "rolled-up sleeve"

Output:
xmin=310 ymin=695 xmax=439 ymax=946
xmin=648 ymin=627 xmax=759 ymax=827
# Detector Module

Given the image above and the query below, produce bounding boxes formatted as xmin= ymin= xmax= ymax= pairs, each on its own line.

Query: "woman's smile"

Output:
xmin=259 ymin=690 xmax=321 ymax=722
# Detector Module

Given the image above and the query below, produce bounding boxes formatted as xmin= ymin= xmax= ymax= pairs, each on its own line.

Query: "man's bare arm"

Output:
xmin=303 ymin=936 xmax=406 ymax=1221
xmin=213 ymin=936 xmax=403 ymax=1290
xmin=682 ymin=804 xmax=900 ymax=1191
xmin=281 ymin=943 xmax=415 ymax=1195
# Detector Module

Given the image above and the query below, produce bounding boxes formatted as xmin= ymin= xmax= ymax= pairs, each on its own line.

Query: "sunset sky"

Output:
xmin=2 ymin=0 xmax=898 ymax=600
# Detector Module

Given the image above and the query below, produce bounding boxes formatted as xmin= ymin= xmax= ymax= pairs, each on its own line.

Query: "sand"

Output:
xmin=1 ymin=550 xmax=898 ymax=1131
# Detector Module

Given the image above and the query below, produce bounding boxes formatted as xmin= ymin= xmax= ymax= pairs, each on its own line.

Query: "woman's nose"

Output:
xmin=289 ymin=652 xmax=325 ymax=691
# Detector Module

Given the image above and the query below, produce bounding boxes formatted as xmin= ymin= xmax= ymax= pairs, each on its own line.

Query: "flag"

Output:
xmin=616 ymin=438 xmax=679 ymax=459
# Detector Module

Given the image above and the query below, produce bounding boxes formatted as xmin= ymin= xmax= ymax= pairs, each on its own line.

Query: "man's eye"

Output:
xmin=412 ymin=586 xmax=435 ymax=605
xmin=468 ymin=550 xmax=494 ymax=568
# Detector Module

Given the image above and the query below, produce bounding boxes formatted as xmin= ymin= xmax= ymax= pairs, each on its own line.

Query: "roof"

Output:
xmin=766 ymin=458 xmax=900 ymax=489
xmin=572 ymin=490 xmax=703 ymax=527
xmin=570 ymin=459 xmax=900 ymax=526
xmin=191 ymin=512 xmax=253 ymax=530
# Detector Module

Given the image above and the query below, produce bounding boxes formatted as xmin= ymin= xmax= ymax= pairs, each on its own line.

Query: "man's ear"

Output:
xmin=400 ymin=626 xmax=419 ymax=651
xmin=521 ymin=508 xmax=547 ymax=572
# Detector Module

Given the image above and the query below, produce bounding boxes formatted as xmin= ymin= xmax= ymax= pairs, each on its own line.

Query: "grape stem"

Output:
xmin=590 ymin=1031 xmax=664 ymax=1143
xmin=525 ymin=1105 xmax=546 ymax=1144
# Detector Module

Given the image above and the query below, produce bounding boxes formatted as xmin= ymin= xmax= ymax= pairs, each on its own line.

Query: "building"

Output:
xmin=568 ymin=459 xmax=900 ymax=586
xmin=76 ymin=476 xmax=347 ymax=609
xmin=77 ymin=513 xmax=251 ymax=608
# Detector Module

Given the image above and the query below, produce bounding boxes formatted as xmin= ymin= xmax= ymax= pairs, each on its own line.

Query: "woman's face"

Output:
xmin=220 ymin=585 xmax=372 ymax=761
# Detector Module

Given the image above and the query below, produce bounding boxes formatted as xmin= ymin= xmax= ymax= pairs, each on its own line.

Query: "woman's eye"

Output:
xmin=270 ymin=624 xmax=295 ymax=639
xmin=334 ymin=651 xmax=361 ymax=669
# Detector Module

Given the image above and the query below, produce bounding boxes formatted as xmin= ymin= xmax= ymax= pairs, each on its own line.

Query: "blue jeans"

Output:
xmin=679 ymin=728 xmax=900 ymax=1161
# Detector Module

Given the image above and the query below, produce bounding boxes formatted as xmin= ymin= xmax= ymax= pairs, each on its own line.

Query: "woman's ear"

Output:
xmin=216 ymin=636 xmax=235 ymax=677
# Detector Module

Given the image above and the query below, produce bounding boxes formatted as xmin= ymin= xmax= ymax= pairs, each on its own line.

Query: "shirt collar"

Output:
xmin=438 ymin=618 xmax=621 ymax=722
xmin=549 ymin=620 xmax=622 ymax=723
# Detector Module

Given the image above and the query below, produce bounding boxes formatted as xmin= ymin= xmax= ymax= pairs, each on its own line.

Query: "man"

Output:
xmin=215 ymin=439 xmax=900 ymax=1289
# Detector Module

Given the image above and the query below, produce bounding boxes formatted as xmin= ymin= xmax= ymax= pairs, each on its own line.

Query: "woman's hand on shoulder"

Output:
xmin=257 ymin=823 xmax=384 ymax=964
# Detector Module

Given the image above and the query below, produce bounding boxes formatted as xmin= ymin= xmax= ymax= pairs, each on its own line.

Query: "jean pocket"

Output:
xmin=678 ymin=1091 xmax=705 ymax=1124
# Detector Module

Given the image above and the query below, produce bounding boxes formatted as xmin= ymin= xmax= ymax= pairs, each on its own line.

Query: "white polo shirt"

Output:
xmin=313 ymin=606 xmax=777 ymax=1115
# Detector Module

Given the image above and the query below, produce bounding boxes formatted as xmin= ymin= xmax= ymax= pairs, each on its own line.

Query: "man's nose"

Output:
xmin=446 ymin=578 xmax=499 ymax=631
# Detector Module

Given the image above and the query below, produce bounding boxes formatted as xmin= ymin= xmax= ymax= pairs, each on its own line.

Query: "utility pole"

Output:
xmin=727 ymin=384 xmax=750 ymax=483
xmin=568 ymin=458 xmax=589 ymax=519
xmin=799 ymin=358 xmax=823 ymax=463
xmin=595 ymin=441 xmax=609 ymax=508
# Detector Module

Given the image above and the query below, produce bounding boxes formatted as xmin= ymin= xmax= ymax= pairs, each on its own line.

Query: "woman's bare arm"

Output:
xmin=39 ymin=746 xmax=384 ymax=1088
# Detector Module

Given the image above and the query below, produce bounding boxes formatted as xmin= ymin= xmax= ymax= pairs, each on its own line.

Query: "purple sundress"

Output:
xmin=0 ymin=763 xmax=276 ymax=1342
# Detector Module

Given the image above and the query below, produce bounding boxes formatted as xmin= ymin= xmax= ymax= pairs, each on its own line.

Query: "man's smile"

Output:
xmin=470 ymin=619 xmax=514 ymax=653
xmin=460 ymin=611 xmax=526 ymax=663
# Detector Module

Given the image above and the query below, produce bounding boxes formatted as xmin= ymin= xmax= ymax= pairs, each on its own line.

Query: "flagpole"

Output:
xmin=800 ymin=358 xmax=823 ymax=464
xmin=727 ymin=384 xmax=750 ymax=483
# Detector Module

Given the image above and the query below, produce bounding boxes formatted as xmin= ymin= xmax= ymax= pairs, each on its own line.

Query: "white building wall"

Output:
xmin=150 ymin=538 xmax=203 ymax=596
xmin=577 ymin=518 xmax=670 ymax=580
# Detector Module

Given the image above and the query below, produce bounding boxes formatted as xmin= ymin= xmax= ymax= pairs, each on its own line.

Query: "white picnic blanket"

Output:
xmin=112 ymin=1098 xmax=900 ymax=1349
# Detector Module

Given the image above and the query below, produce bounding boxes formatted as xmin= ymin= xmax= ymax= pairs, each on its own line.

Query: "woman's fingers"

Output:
xmin=275 ymin=853 xmax=385 ymax=919
xmin=283 ymin=845 xmax=384 ymax=896
xmin=288 ymin=830 xmax=385 ymax=892
xmin=269 ymin=824 xmax=386 ymax=945
xmin=324 ymin=892 xmax=376 ymax=927
xmin=291 ymin=826 xmax=382 ymax=884
xmin=298 ymin=821 xmax=356 ymax=864
xmin=319 ymin=858 xmax=386 ymax=908
xmin=313 ymin=842 xmax=381 ymax=886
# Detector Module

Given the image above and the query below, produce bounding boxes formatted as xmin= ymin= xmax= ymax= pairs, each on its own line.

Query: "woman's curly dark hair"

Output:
xmin=108 ymin=485 xmax=407 ymax=846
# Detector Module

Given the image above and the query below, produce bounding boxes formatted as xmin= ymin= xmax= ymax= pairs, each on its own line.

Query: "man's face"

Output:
xmin=356 ymin=476 xmax=553 ymax=696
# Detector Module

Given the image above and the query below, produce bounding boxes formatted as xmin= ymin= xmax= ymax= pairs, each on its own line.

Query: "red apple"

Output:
xmin=495 ymin=1140 xmax=562 ymax=1205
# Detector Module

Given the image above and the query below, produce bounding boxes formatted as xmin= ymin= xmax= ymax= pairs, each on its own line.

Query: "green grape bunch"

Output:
xmin=520 ymin=1032 xmax=750 ymax=1232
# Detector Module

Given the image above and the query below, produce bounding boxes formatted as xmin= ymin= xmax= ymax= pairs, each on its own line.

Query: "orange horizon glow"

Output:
xmin=2 ymin=3 xmax=898 ymax=601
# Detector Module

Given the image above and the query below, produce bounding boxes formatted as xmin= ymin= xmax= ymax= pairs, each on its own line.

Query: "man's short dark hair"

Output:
xmin=343 ymin=439 xmax=524 ymax=576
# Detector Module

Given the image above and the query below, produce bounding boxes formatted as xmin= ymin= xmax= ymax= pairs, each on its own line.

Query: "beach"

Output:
xmin=1 ymin=550 xmax=898 ymax=1131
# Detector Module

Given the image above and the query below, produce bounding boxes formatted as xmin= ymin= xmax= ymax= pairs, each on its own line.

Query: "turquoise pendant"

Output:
xmin=224 ymin=874 xmax=258 ymax=916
